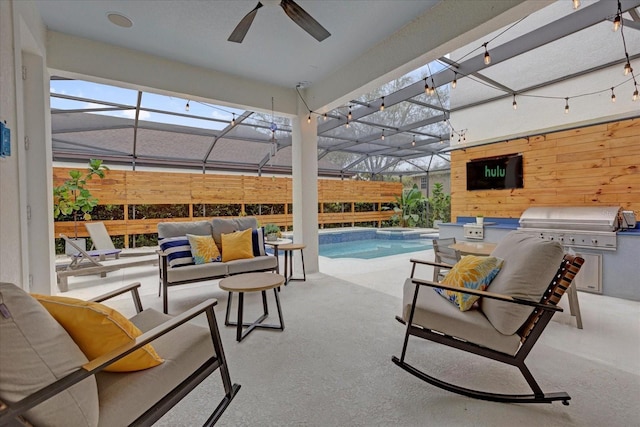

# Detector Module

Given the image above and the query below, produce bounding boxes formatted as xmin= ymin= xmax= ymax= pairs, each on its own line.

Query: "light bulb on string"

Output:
xmin=564 ymin=97 xmax=570 ymax=114
xmin=323 ymin=113 xmax=328 ymax=121
xmin=483 ymin=43 xmax=491 ymax=65
xmin=573 ymin=0 xmax=580 ymax=9
xmin=347 ymin=107 xmax=352 ymax=121
xmin=380 ymin=97 xmax=385 ymax=112
xmin=307 ymin=112 xmax=312 ymax=124
xmin=512 ymin=94 xmax=518 ymax=110
xmin=185 ymin=100 xmax=190 ymax=112
xmin=611 ymin=87 xmax=616 ymax=103
xmin=428 ymin=77 xmax=436 ymax=95
xmin=231 ymin=113 xmax=236 ymax=126
xmin=613 ymin=14 xmax=621 ymax=32
xmin=633 ymin=83 xmax=639 ymax=101
xmin=411 ymin=135 xmax=416 ymax=147
xmin=624 ymin=62 xmax=633 ymax=76
xmin=381 ymin=129 xmax=385 ymax=141
xmin=345 ymin=120 xmax=350 ymax=129
xmin=451 ymin=73 xmax=457 ymax=89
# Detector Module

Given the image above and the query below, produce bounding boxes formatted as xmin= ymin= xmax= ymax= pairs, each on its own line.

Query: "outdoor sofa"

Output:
xmin=158 ymin=217 xmax=277 ymax=313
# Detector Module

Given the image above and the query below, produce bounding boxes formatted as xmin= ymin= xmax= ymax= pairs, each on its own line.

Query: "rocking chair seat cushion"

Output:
xmin=402 ymin=278 xmax=521 ymax=355
xmin=95 ymin=308 xmax=215 ymax=427
xmin=481 ymin=231 xmax=565 ymax=336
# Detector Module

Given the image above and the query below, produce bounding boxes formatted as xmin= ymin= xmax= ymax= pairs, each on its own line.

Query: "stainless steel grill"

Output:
xmin=518 ymin=206 xmax=621 ymax=251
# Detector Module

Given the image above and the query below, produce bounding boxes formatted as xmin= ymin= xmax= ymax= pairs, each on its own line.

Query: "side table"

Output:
xmin=278 ymin=243 xmax=306 ymax=285
xmin=219 ymin=272 xmax=285 ymax=342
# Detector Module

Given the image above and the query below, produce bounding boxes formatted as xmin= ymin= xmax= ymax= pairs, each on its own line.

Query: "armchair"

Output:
xmin=0 ymin=282 xmax=240 ymax=426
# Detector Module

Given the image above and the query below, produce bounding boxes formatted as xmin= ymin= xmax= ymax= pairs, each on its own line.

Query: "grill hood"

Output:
xmin=519 ymin=206 xmax=621 ymax=232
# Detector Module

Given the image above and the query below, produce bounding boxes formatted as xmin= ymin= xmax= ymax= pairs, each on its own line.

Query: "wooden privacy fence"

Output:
xmin=53 ymin=169 xmax=401 ymax=246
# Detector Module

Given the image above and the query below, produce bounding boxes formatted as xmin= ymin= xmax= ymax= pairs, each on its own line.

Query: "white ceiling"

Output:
xmin=33 ymin=0 xmax=441 ymax=89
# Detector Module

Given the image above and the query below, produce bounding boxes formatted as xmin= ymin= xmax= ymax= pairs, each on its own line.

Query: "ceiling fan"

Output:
xmin=228 ymin=0 xmax=331 ymax=43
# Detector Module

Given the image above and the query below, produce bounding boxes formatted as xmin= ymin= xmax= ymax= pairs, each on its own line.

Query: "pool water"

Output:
xmin=319 ymin=239 xmax=433 ymax=259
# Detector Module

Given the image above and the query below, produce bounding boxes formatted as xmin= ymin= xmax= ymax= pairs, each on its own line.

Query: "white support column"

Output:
xmin=291 ymin=101 xmax=319 ymax=274
xmin=22 ymin=52 xmax=55 ymax=294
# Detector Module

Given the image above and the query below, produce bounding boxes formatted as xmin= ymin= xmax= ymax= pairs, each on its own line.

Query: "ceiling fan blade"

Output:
xmin=228 ymin=2 xmax=263 ymax=43
xmin=280 ymin=0 xmax=331 ymax=42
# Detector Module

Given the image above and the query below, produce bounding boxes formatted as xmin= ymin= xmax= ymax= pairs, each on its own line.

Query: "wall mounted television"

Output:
xmin=466 ymin=154 xmax=523 ymax=191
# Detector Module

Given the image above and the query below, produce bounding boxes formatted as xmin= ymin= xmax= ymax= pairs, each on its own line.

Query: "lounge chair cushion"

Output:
xmin=226 ymin=255 xmax=279 ymax=275
xmin=481 ymin=231 xmax=564 ymax=335
xmin=167 ymin=261 xmax=229 ymax=283
xmin=96 ymin=308 xmax=215 ymax=427
xmin=221 ymin=228 xmax=255 ymax=262
xmin=33 ymin=294 xmax=164 ymax=372
xmin=0 ymin=283 xmax=99 ymax=426
xmin=435 ymin=255 xmax=503 ymax=311
xmin=402 ymin=279 xmax=521 ymax=355
xmin=187 ymin=234 xmax=221 ymax=264
xmin=159 ymin=236 xmax=194 ymax=268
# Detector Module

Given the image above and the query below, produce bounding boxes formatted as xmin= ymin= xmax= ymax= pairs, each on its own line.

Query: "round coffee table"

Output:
xmin=219 ymin=272 xmax=285 ymax=342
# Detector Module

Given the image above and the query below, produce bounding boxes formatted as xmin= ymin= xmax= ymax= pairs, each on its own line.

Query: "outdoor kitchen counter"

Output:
xmin=439 ymin=219 xmax=640 ymax=301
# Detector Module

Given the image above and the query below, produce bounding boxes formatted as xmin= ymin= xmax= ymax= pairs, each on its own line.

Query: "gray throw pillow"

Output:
xmin=480 ymin=231 xmax=564 ymax=335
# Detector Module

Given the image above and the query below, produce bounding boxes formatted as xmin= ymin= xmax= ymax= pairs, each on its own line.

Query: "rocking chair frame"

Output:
xmin=393 ymin=254 xmax=583 ymax=405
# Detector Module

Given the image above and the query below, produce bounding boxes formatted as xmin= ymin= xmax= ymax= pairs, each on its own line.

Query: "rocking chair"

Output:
xmin=393 ymin=230 xmax=584 ymax=405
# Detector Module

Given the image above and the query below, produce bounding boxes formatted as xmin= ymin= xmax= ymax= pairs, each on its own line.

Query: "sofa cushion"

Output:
xmin=435 ymin=255 xmax=503 ymax=311
xmin=481 ymin=231 xmax=565 ymax=335
xmin=211 ymin=217 xmax=258 ymax=248
xmin=96 ymin=308 xmax=215 ymax=427
xmin=0 ymin=283 xmax=99 ymax=427
xmin=157 ymin=220 xmax=212 ymax=239
xmin=226 ymin=255 xmax=279 ymax=275
xmin=33 ymin=294 xmax=164 ymax=372
xmin=167 ymin=262 xmax=229 ymax=283
xmin=402 ymin=278 xmax=521 ymax=355
xmin=159 ymin=236 xmax=194 ymax=268
xmin=186 ymin=234 xmax=221 ymax=264
xmin=221 ymin=229 xmax=255 ymax=262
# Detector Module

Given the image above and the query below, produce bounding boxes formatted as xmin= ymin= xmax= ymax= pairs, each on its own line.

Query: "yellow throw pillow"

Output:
xmin=435 ymin=255 xmax=504 ymax=311
xmin=32 ymin=294 xmax=163 ymax=372
xmin=187 ymin=234 xmax=221 ymax=264
xmin=221 ymin=228 xmax=255 ymax=262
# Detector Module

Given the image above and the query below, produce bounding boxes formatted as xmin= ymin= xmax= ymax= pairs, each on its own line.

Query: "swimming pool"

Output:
xmin=319 ymin=238 xmax=433 ymax=259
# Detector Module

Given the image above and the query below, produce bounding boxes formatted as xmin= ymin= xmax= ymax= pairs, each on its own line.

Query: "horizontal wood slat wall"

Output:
xmin=451 ymin=117 xmax=640 ymax=220
xmin=53 ymin=169 xmax=401 ymax=242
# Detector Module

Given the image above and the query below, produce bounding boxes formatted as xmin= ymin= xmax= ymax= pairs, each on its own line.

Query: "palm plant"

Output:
xmin=392 ymin=184 xmax=426 ymax=227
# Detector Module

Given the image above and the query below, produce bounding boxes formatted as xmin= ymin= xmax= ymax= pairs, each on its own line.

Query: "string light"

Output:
xmin=347 ymin=106 xmax=352 ymax=121
xmin=231 ymin=113 xmax=236 ymax=126
xmin=381 ymin=129 xmax=385 ymax=140
xmin=451 ymin=72 xmax=457 ymax=89
xmin=483 ymin=43 xmax=491 ymax=65
xmin=573 ymin=0 xmax=580 ymax=9
xmin=345 ymin=120 xmax=350 ymax=129
xmin=564 ymin=97 xmax=570 ymax=114
xmin=185 ymin=100 xmax=190 ymax=112
xmin=633 ymin=81 xmax=639 ymax=101
xmin=411 ymin=135 xmax=416 ymax=146
xmin=307 ymin=111 xmax=312 ymax=124
xmin=610 ymin=87 xmax=616 ymax=103
xmin=512 ymin=94 xmax=518 ymax=110
xmin=428 ymin=77 xmax=436 ymax=95
xmin=379 ymin=97 xmax=385 ymax=112
xmin=323 ymin=113 xmax=328 ymax=121
xmin=424 ymin=78 xmax=430 ymax=94
xmin=624 ymin=61 xmax=633 ymax=76
xmin=613 ymin=14 xmax=621 ymax=32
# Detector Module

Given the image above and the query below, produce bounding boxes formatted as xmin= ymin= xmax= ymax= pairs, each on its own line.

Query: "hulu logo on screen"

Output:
xmin=484 ymin=165 xmax=505 ymax=178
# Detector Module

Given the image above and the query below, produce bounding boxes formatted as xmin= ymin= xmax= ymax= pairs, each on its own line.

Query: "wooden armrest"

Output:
xmin=83 ymin=298 xmax=219 ymax=372
xmin=410 ymin=278 xmax=563 ymax=312
xmin=89 ymin=282 xmax=143 ymax=313
xmin=0 ymin=299 xmax=220 ymax=422
xmin=409 ymin=258 xmax=454 ymax=269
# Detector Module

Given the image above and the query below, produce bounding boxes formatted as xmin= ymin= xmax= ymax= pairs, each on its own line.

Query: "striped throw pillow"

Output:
xmin=159 ymin=236 xmax=194 ymax=268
